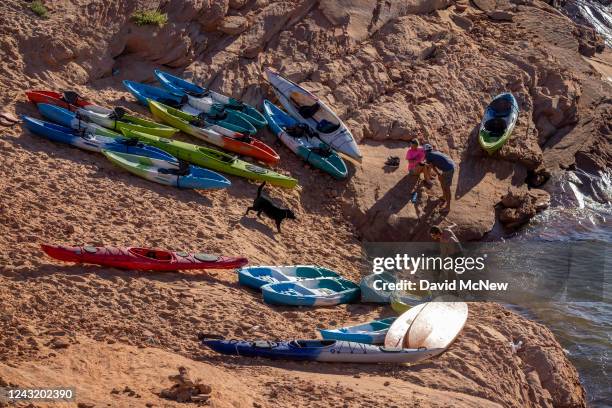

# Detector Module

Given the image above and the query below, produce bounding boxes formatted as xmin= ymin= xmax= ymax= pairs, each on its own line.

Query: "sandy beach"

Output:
xmin=1 ymin=0 xmax=610 ymax=406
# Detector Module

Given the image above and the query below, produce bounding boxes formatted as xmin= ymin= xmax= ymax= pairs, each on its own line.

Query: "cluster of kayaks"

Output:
xmin=237 ymin=265 xmax=360 ymax=306
xmin=22 ymin=69 xmax=364 ymax=187
xmin=202 ymin=300 xmax=468 ymax=364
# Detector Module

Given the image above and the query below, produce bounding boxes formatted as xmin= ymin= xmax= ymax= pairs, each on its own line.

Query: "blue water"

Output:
xmin=511 ymin=173 xmax=611 ymax=407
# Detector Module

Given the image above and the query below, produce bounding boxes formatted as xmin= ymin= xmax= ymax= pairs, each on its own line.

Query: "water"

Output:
xmin=561 ymin=0 xmax=612 ymax=46
xmin=510 ymin=170 xmax=611 ymax=407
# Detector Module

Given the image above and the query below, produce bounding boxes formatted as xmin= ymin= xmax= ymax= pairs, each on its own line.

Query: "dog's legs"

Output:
xmin=257 ymin=210 xmax=263 ymax=219
xmin=276 ymin=220 xmax=282 ymax=233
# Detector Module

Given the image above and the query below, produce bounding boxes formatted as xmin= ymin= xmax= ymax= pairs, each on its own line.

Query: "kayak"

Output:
xmin=202 ymin=338 xmax=441 ymax=364
xmin=26 ymin=90 xmax=92 ymax=111
xmin=102 ymin=150 xmax=231 ymax=189
xmin=319 ymin=317 xmax=396 ymax=344
xmin=390 ymin=289 xmax=431 ymax=314
xmin=121 ymin=128 xmax=297 ymax=188
xmin=22 ymin=116 xmax=172 ymax=159
xmin=149 ymin=100 xmax=279 ymax=164
xmin=124 ymin=80 xmax=256 ymax=135
xmin=385 ymin=300 xmax=468 ymax=352
xmin=155 ymin=69 xmax=268 ymax=129
xmin=36 ymin=103 xmax=123 ymax=138
xmin=360 ymin=272 xmax=398 ymax=303
xmin=263 ymin=100 xmax=347 ymax=179
xmin=25 ymin=90 xmax=177 ymax=137
xmin=478 ymin=92 xmax=519 ymax=154
xmin=237 ymin=265 xmax=341 ymax=289
xmin=261 ymin=278 xmax=360 ymax=306
xmin=76 ymin=105 xmax=177 ymax=137
xmin=41 ymin=244 xmax=248 ymax=271
xmin=264 ymin=68 xmax=361 ymax=160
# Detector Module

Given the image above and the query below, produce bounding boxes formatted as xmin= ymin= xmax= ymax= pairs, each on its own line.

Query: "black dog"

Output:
xmin=246 ymin=182 xmax=296 ymax=233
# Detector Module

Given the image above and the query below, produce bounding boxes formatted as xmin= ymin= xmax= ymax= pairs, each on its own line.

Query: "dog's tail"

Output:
xmin=257 ymin=181 xmax=266 ymax=197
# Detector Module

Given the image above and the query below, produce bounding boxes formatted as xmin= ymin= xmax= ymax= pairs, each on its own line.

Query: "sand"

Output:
xmin=2 ymin=0 xmax=609 ymax=406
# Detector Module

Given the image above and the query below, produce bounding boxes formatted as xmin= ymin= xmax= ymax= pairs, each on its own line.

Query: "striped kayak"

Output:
xmin=237 ymin=265 xmax=341 ymax=289
xmin=22 ymin=116 xmax=171 ymax=158
xmin=359 ymin=272 xmax=398 ymax=303
xmin=155 ymin=69 xmax=267 ymax=129
xmin=42 ymin=244 xmax=247 ymax=271
xmin=36 ymin=103 xmax=122 ymax=138
xmin=390 ymin=289 xmax=432 ymax=314
xmin=149 ymin=100 xmax=279 ymax=164
xmin=121 ymin=128 xmax=297 ymax=188
xmin=202 ymin=338 xmax=441 ymax=364
xmin=124 ymin=80 xmax=256 ymax=135
xmin=264 ymin=68 xmax=361 ymax=160
xmin=103 ymin=149 xmax=230 ymax=189
xmin=478 ymin=93 xmax=519 ymax=154
xmin=261 ymin=278 xmax=360 ymax=306
xmin=319 ymin=317 xmax=397 ymax=344
xmin=263 ymin=100 xmax=347 ymax=179
xmin=26 ymin=90 xmax=177 ymax=137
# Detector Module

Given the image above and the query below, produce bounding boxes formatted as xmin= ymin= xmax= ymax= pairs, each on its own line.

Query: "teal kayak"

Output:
xmin=154 ymin=70 xmax=268 ymax=129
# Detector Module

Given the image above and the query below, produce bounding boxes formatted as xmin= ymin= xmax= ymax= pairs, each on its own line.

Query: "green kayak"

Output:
xmin=478 ymin=93 xmax=519 ymax=155
xmin=77 ymin=105 xmax=178 ymax=138
xmin=121 ymin=128 xmax=298 ymax=188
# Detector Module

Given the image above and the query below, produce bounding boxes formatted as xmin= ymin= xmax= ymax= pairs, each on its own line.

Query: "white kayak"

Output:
xmin=264 ymin=68 xmax=362 ymax=160
xmin=385 ymin=300 xmax=468 ymax=354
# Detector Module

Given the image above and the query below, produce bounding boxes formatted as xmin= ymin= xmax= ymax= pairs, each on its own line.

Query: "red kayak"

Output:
xmin=41 ymin=244 xmax=248 ymax=271
xmin=26 ymin=90 xmax=94 ymax=111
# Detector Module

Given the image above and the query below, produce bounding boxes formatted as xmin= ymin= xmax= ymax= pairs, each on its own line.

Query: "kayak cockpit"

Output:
xmin=290 ymin=340 xmax=336 ymax=348
xmin=129 ymin=247 xmax=174 ymax=261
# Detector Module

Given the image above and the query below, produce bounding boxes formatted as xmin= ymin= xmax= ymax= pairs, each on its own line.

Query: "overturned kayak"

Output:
xmin=263 ymin=100 xmax=347 ymax=179
xmin=22 ymin=116 xmax=171 ymax=158
xmin=155 ymin=70 xmax=267 ymax=129
xmin=26 ymin=90 xmax=177 ymax=137
xmin=237 ymin=265 xmax=341 ymax=289
xmin=261 ymin=278 xmax=359 ymax=306
xmin=121 ymin=128 xmax=297 ymax=188
xmin=360 ymin=272 xmax=398 ymax=303
xmin=202 ymin=338 xmax=441 ymax=364
xmin=478 ymin=93 xmax=519 ymax=154
xmin=319 ymin=317 xmax=396 ymax=344
xmin=385 ymin=300 xmax=468 ymax=353
xmin=264 ymin=68 xmax=361 ymax=160
xmin=149 ymin=100 xmax=279 ymax=164
xmin=124 ymin=80 xmax=256 ymax=135
xmin=41 ymin=245 xmax=248 ymax=271
xmin=36 ymin=103 xmax=122 ymax=139
xmin=103 ymin=150 xmax=230 ymax=189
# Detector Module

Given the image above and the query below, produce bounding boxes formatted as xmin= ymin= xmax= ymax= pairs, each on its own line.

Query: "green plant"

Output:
xmin=131 ymin=9 xmax=168 ymax=27
xmin=29 ymin=0 xmax=48 ymax=18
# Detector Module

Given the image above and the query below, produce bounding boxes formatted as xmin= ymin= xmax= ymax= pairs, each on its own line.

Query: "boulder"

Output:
xmin=488 ymin=10 xmax=514 ymax=21
xmin=218 ymin=15 xmax=249 ymax=35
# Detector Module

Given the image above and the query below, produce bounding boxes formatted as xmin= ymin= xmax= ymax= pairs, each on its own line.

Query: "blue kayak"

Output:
xmin=123 ymin=80 xmax=257 ymax=135
xmin=22 ymin=115 xmax=174 ymax=159
xmin=319 ymin=317 xmax=397 ymax=344
xmin=261 ymin=278 xmax=360 ymax=306
xmin=360 ymin=272 xmax=398 ymax=303
xmin=237 ymin=265 xmax=341 ymax=289
xmin=155 ymin=69 xmax=267 ymax=129
xmin=36 ymin=103 xmax=123 ymax=138
xmin=202 ymin=338 xmax=440 ymax=363
xmin=263 ymin=100 xmax=347 ymax=179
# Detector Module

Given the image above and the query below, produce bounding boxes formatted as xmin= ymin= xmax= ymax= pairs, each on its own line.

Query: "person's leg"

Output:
xmin=441 ymin=170 xmax=453 ymax=209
